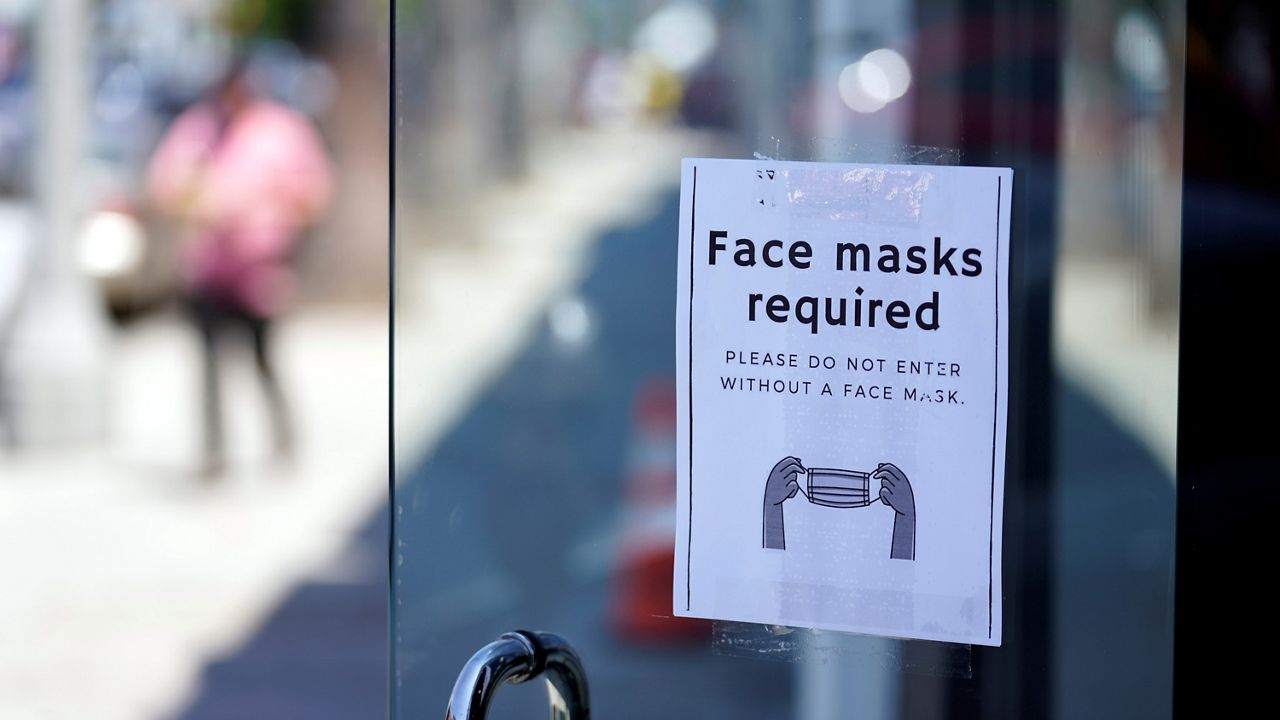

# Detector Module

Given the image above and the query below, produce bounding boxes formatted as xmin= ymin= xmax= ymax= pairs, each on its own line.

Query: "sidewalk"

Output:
xmin=0 ymin=306 xmax=389 ymax=720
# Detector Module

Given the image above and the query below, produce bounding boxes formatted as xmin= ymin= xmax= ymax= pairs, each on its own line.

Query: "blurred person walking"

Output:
xmin=148 ymin=58 xmax=332 ymax=477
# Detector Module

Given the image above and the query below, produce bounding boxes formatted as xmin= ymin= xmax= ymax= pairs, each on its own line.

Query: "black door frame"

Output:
xmin=1175 ymin=1 xmax=1280 ymax=715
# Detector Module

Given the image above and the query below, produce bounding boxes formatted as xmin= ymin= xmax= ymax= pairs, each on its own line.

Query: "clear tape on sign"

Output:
xmin=710 ymin=621 xmax=974 ymax=679
xmin=752 ymin=139 xmax=961 ymax=225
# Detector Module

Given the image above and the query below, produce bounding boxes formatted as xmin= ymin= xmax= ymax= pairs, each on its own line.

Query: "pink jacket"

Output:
xmin=148 ymin=100 xmax=333 ymax=316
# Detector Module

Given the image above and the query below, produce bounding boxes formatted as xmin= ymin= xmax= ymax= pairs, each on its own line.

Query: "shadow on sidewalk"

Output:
xmin=174 ymin=510 xmax=387 ymax=720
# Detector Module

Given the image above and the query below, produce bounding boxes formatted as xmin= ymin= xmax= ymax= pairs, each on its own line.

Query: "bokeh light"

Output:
xmin=838 ymin=47 xmax=912 ymax=114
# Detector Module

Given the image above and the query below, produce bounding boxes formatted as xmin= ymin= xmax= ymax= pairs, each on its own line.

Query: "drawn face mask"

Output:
xmin=805 ymin=468 xmax=873 ymax=508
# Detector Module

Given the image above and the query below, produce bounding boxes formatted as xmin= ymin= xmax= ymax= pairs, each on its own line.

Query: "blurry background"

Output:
xmin=0 ymin=0 xmax=1196 ymax=717
xmin=1 ymin=0 xmax=388 ymax=718
xmin=391 ymin=1 xmax=1184 ymax=720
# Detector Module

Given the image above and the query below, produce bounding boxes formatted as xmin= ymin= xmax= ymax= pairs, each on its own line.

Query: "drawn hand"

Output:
xmin=763 ymin=456 xmax=804 ymax=550
xmin=765 ymin=456 xmax=805 ymax=506
xmin=875 ymin=462 xmax=915 ymax=517
xmin=876 ymin=462 xmax=916 ymax=560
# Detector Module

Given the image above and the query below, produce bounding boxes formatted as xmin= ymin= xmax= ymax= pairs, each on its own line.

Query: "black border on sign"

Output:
xmin=387 ymin=0 xmax=397 ymax=698
xmin=686 ymin=165 xmax=697 ymax=612
xmin=989 ymin=174 xmax=1001 ymax=639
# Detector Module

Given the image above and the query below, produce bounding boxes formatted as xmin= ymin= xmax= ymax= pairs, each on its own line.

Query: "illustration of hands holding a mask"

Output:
xmin=763 ymin=457 xmax=915 ymax=560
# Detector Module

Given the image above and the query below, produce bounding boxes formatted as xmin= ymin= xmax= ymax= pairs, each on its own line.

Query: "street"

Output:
xmin=391 ymin=190 xmax=792 ymax=719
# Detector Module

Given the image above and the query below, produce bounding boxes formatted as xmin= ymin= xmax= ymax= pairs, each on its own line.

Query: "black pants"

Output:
xmin=188 ymin=295 xmax=292 ymax=470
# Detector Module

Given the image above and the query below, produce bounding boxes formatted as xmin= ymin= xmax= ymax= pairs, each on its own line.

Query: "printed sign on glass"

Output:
xmin=674 ymin=158 xmax=1011 ymax=646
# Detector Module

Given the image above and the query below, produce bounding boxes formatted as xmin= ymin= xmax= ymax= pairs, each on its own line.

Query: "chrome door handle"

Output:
xmin=445 ymin=630 xmax=590 ymax=720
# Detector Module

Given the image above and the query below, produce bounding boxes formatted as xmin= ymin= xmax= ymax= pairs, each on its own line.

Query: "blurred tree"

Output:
xmin=394 ymin=0 xmax=428 ymax=24
xmin=220 ymin=0 xmax=318 ymax=46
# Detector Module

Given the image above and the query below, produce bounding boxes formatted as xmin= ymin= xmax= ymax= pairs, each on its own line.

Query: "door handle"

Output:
xmin=445 ymin=630 xmax=590 ymax=720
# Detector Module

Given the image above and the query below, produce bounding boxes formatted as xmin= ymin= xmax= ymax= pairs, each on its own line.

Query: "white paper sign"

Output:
xmin=674 ymin=158 xmax=1010 ymax=646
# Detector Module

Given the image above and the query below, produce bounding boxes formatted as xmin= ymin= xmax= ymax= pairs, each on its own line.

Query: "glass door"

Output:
xmin=392 ymin=0 xmax=1184 ymax=717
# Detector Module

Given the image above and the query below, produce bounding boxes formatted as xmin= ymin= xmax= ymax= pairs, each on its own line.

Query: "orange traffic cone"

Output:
xmin=609 ymin=378 xmax=708 ymax=643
